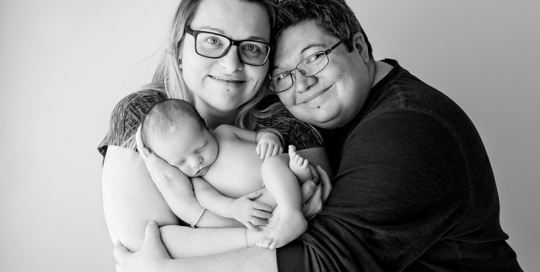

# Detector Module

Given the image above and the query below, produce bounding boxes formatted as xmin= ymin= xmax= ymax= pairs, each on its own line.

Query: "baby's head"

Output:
xmin=141 ymin=99 xmax=218 ymax=177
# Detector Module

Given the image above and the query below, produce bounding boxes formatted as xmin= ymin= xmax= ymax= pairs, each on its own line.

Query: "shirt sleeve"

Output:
xmin=277 ymin=109 xmax=472 ymax=272
xmin=97 ymin=89 xmax=167 ymax=160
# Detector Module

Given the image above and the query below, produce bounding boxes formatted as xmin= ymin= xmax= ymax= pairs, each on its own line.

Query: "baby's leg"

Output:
xmin=257 ymin=155 xmax=307 ymax=250
xmin=288 ymin=145 xmax=313 ymax=182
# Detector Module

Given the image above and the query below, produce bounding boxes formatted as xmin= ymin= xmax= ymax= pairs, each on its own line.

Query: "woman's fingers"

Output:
xmin=316 ymin=165 xmax=332 ymax=202
xmin=113 ymin=240 xmax=129 ymax=268
xmin=299 ymin=165 xmax=333 ymax=219
xmin=300 ymin=167 xmax=319 ymax=202
xmin=142 ymin=221 xmax=162 ymax=250
xmin=300 ymin=179 xmax=317 ymax=202
xmin=305 ymin=183 xmax=323 ymax=220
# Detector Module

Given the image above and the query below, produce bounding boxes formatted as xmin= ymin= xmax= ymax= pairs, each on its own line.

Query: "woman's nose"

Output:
xmin=293 ymin=72 xmax=317 ymax=93
xmin=218 ymin=46 xmax=244 ymax=73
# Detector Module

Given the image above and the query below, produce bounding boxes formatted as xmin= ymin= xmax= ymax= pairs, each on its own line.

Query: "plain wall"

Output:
xmin=0 ymin=0 xmax=538 ymax=271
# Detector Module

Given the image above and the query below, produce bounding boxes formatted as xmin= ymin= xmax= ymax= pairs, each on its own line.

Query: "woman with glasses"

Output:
xmin=99 ymin=0 xmax=331 ymax=259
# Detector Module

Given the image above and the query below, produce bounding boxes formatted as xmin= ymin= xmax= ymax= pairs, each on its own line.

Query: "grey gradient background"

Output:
xmin=1 ymin=0 xmax=538 ymax=271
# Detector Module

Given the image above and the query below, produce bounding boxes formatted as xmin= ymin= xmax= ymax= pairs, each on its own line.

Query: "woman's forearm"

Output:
xmin=160 ymin=225 xmax=268 ymax=258
xmin=161 ymin=247 xmax=278 ymax=272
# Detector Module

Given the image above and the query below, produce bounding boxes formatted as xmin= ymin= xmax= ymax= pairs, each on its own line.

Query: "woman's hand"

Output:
xmin=136 ymin=126 xmax=188 ymax=185
xmin=300 ymin=165 xmax=332 ymax=220
xmin=114 ymin=221 xmax=171 ymax=272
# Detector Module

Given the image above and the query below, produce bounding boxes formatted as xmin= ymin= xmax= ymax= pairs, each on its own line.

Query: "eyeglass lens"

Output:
xmin=271 ymin=52 xmax=329 ymax=93
xmin=194 ymin=32 xmax=270 ymax=66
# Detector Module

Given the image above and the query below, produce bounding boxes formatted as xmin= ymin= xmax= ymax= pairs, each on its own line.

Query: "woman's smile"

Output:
xmin=208 ymin=75 xmax=246 ymax=84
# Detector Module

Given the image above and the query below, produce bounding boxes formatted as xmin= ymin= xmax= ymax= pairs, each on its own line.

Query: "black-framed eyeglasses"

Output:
xmin=185 ymin=27 xmax=271 ymax=66
xmin=268 ymin=37 xmax=349 ymax=93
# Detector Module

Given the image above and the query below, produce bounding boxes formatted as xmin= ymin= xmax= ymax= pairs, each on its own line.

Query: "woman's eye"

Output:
xmin=276 ymin=72 xmax=289 ymax=82
xmin=305 ymin=52 xmax=324 ymax=64
xmin=244 ymin=44 xmax=259 ymax=52
xmin=205 ymin=37 xmax=220 ymax=45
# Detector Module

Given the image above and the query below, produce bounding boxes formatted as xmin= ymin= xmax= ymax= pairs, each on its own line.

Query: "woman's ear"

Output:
xmin=351 ymin=32 xmax=370 ymax=63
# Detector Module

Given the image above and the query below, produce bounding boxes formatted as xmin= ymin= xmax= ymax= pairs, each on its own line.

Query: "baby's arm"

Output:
xmin=149 ymin=166 xmax=207 ymax=227
xmin=193 ymin=178 xmax=272 ymax=230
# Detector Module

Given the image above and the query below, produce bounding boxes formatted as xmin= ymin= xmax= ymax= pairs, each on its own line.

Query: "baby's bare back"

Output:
xmin=202 ymin=136 xmax=264 ymax=198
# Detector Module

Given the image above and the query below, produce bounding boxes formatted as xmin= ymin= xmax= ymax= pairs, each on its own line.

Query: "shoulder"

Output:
xmin=108 ymin=89 xmax=167 ymax=129
xmin=113 ymin=89 xmax=167 ymax=116
xmin=98 ymin=88 xmax=167 ymax=158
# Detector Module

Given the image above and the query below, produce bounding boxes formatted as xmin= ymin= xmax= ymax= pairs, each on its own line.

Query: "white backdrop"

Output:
xmin=1 ymin=0 xmax=538 ymax=271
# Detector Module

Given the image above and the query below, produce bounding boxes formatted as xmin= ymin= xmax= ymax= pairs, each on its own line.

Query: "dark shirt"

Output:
xmin=277 ymin=59 xmax=522 ymax=272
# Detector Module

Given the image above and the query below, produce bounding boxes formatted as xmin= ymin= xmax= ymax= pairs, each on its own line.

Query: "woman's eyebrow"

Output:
xmin=194 ymin=26 xmax=269 ymax=43
xmin=300 ymin=43 xmax=326 ymax=54
xmin=196 ymin=26 xmax=225 ymax=34
xmin=272 ymin=43 xmax=326 ymax=70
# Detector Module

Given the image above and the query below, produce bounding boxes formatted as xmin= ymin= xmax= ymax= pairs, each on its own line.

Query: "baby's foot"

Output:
xmin=288 ymin=145 xmax=312 ymax=182
xmin=256 ymin=209 xmax=307 ymax=250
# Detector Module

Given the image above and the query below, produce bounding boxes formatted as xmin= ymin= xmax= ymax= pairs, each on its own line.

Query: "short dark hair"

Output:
xmin=141 ymin=99 xmax=206 ymax=150
xmin=274 ymin=0 xmax=372 ymax=56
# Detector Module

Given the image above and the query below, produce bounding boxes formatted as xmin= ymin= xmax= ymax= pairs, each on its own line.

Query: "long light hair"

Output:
xmin=149 ymin=0 xmax=277 ymax=130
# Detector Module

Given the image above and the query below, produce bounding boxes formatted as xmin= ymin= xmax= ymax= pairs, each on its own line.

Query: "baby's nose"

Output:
xmin=191 ymin=157 xmax=203 ymax=168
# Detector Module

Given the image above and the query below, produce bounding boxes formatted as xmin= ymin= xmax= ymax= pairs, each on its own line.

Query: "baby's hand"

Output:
xmin=256 ymin=133 xmax=283 ymax=160
xmin=230 ymin=191 xmax=273 ymax=231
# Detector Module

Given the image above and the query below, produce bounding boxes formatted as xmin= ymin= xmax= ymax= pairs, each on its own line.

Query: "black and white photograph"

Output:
xmin=1 ymin=0 xmax=538 ymax=271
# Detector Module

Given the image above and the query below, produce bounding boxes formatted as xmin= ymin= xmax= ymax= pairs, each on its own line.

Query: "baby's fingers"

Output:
xmin=263 ymin=145 xmax=275 ymax=160
xmin=259 ymin=142 xmax=268 ymax=159
xmin=253 ymin=202 xmax=272 ymax=212
xmin=250 ymin=217 xmax=267 ymax=227
xmin=244 ymin=222 xmax=259 ymax=232
xmin=270 ymin=145 xmax=283 ymax=158
xmin=244 ymin=191 xmax=262 ymax=200
xmin=252 ymin=209 xmax=271 ymax=220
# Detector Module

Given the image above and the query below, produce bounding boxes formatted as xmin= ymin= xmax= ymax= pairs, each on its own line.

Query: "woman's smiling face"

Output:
xmin=179 ymin=0 xmax=271 ymax=117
